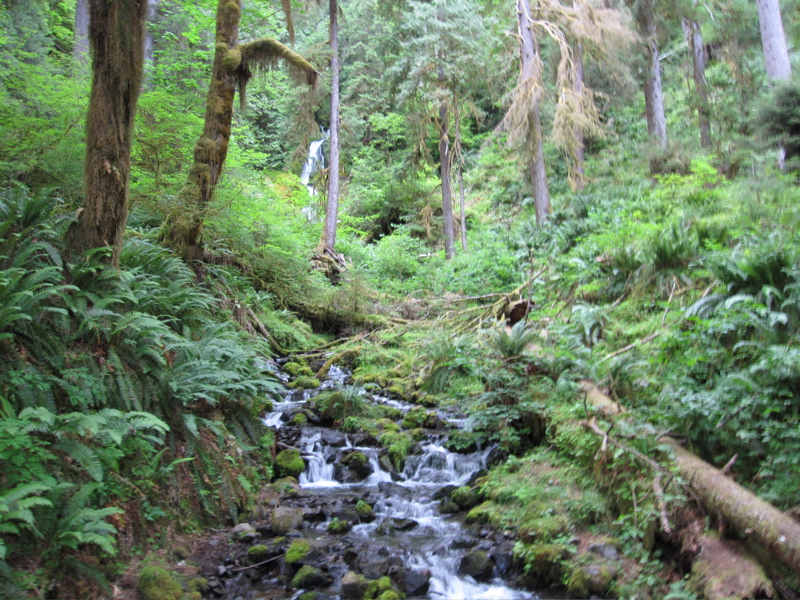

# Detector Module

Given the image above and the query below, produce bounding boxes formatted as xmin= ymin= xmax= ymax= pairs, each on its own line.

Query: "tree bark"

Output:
xmin=66 ymin=0 xmax=147 ymax=266
xmin=662 ymin=437 xmax=800 ymax=575
xmin=73 ymin=0 xmax=89 ymax=65
xmin=319 ymin=0 xmax=340 ymax=257
xmin=517 ymin=0 xmax=551 ymax=225
xmin=458 ymin=164 xmax=467 ymax=252
xmin=684 ymin=18 xmax=711 ymax=149
xmin=756 ymin=0 xmax=792 ymax=81
xmin=439 ymin=99 xmax=455 ymax=260
xmin=636 ymin=0 xmax=667 ymax=161
xmin=162 ymin=0 xmax=317 ymax=261
xmin=573 ymin=38 xmax=586 ymax=190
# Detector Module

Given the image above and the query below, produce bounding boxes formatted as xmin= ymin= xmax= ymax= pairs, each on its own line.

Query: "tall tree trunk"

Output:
xmin=686 ymin=18 xmax=711 ymax=149
xmin=164 ymin=0 xmax=240 ymax=261
xmin=458 ymin=164 xmax=467 ymax=252
xmin=635 ymin=0 xmax=667 ymax=173
xmin=66 ymin=0 xmax=147 ymax=266
xmin=319 ymin=0 xmax=340 ymax=257
xmin=73 ymin=0 xmax=89 ymax=65
xmin=439 ymin=99 xmax=455 ymax=260
xmin=573 ymin=38 xmax=586 ymax=191
xmin=161 ymin=1 xmax=317 ymax=261
xmin=517 ymin=0 xmax=551 ymax=225
xmin=756 ymin=0 xmax=792 ymax=81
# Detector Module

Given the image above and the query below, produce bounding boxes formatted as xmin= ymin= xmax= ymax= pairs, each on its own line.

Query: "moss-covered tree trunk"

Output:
xmin=163 ymin=0 xmax=240 ymax=262
xmin=65 ymin=0 xmax=147 ymax=266
xmin=163 ymin=0 xmax=317 ymax=262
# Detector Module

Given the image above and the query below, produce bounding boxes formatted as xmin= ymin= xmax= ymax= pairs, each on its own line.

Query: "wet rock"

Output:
xmin=378 ymin=455 xmax=395 ymax=474
xmin=433 ymin=485 xmax=458 ymax=501
xmin=320 ymin=429 xmax=347 ymax=447
xmin=291 ymin=565 xmax=330 ymax=589
xmin=327 ymin=518 xmax=352 ymax=534
xmin=458 ymin=550 xmax=494 ymax=581
xmin=389 ymin=518 xmax=418 ymax=531
xmin=451 ymin=537 xmax=475 ymax=550
xmin=303 ymin=507 xmax=327 ymax=522
xmin=350 ymin=432 xmax=380 ymax=447
xmin=341 ymin=571 xmax=370 ymax=599
xmin=486 ymin=446 xmax=507 ymax=468
xmin=270 ymin=507 xmax=304 ymax=535
xmin=341 ymin=451 xmax=373 ymax=479
xmin=361 ymin=559 xmax=389 ymax=580
xmin=439 ymin=498 xmax=461 ymax=513
xmin=398 ymin=568 xmax=431 ymax=596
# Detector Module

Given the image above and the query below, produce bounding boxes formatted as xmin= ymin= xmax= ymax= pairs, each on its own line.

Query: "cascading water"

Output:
xmin=300 ymin=128 xmax=330 ymax=198
xmin=254 ymin=366 xmax=542 ymax=600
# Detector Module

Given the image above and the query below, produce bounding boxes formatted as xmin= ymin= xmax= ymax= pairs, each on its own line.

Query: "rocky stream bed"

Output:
xmin=188 ymin=366 xmax=571 ymax=600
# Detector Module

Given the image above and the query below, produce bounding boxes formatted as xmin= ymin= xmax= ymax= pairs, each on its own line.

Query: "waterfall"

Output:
xmin=300 ymin=128 xmax=330 ymax=198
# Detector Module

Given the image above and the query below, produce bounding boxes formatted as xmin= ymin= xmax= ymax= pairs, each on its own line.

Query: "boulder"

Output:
xmin=341 ymin=451 xmax=373 ymax=479
xmin=389 ymin=518 xmax=418 ymax=531
xmin=320 ymin=429 xmax=347 ymax=447
xmin=275 ymin=449 xmax=306 ymax=479
xmin=270 ymin=507 xmax=304 ymax=535
xmin=398 ymin=568 xmax=431 ymax=596
xmin=458 ymin=550 xmax=494 ymax=581
xmin=361 ymin=559 xmax=389 ymax=580
xmin=291 ymin=565 xmax=330 ymax=589
xmin=567 ymin=562 xmax=617 ymax=597
xmin=341 ymin=571 xmax=370 ymax=599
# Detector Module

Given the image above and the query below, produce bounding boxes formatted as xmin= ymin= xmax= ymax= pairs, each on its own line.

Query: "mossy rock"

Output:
xmin=464 ymin=502 xmax=494 ymax=524
xmin=567 ymin=562 xmax=617 ymax=597
xmin=275 ymin=449 xmax=306 ymax=478
xmin=289 ymin=376 xmax=320 ymax=390
xmin=292 ymin=412 xmax=308 ymax=426
xmin=341 ymin=451 xmax=372 ymax=478
xmin=291 ymin=565 xmax=329 ymax=589
xmin=248 ymin=545 xmax=270 ymax=561
xmin=137 ymin=566 xmax=183 ymax=600
xmin=378 ymin=405 xmax=403 ymax=420
xmin=284 ymin=361 xmax=314 ymax=377
xmin=439 ymin=497 xmax=461 ymax=513
xmin=341 ymin=571 xmax=370 ymax=599
xmin=327 ymin=517 xmax=352 ymax=534
xmin=518 ymin=543 xmax=569 ymax=583
xmin=376 ymin=591 xmax=402 ymax=600
xmin=285 ymin=538 xmax=311 ymax=563
xmin=355 ymin=499 xmax=375 ymax=521
xmin=364 ymin=576 xmax=395 ymax=600
xmin=299 ymin=593 xmax=318 ymax=600
xmin=379 ymin=430 xmax=413 ymax=471
xmin=451 ymin=486 xmax=480 ymax=510
xmin=401 ymin=406 xmax=430 ymax=429
xmin=273 ymin=476 xmax=301 ymax=495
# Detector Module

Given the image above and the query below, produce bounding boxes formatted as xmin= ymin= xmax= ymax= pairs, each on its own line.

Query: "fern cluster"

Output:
xmin=0 ymin=186 xmax=284 ymax=594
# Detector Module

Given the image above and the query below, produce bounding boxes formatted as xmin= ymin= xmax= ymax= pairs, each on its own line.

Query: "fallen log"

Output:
xmin=662 ymin=436 xmax=800 ymax=576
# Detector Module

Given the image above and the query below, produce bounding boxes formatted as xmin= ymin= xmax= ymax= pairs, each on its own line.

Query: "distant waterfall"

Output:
xmin=300 ymin=128 xmax=330 ymax=196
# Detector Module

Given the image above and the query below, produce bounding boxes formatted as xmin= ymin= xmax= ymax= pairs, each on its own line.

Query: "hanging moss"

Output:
xmin=222 ymin=48 xmax=242 ymax=71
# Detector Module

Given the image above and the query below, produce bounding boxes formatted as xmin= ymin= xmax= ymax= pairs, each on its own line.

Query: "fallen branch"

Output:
xmin=228 ymin=555 xmax=282 ymax=572
xmin=662 ymin=436 xmax=800 ymax=575
xmin=602 ymin=331 xmax=662 ymax=361
xmin=653 ymin=475 xmax=672 ymax=534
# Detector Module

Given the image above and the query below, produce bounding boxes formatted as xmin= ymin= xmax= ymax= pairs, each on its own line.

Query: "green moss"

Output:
xmin=222 ymin=47 xmax=242 ymax=70
xmin=364 ymin=576 xmax=394 ymax=600
xmin=464 ymin=502 xmax=493 ymax=524
xmin=514 ymin=542 xmax=569 ymax=583
xmin=327 ymin=517 xmax=351 ymax=533
xmin=519 ymin=514 xmax=569 ymax=543
xmin=355 ymin=499 xmax=374 ymax=520
xmin=289 ymin=376 xmax=320 ymax=390
xmin=451 ymin=486 xmax=480 ymax=510
xmin=292 ymin=412 xmax=308 ymax=426
xmin=275 ymin=449 xmax=305 ymax=478
xmin=299 ymin=593 xmax=317 ymax=600
xmin=137 ymin=566 xmax=183 ymax=600
xmin=284 ymin=361 xmax=314 ymax=377
xmin=377 ymin=591 xmax=402 ymax=600
xmin=248 ymin=545 xmax=269 ymax=561
xmin=291 ymin=565 xmax=326 ymax=588
xmin=401 ymin=406 xmax=429 ymax=429
xmin=379 ymin=430 xmax=413 ymax=471
xmin=285 ymin=538 xmax=310 ymax=563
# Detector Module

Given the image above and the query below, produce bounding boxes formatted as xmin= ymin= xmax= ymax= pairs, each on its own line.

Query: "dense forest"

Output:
xmin=1 ymin=0 xmax=800 ymax=598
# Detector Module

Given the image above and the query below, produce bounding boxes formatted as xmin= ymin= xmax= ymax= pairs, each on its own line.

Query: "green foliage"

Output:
xmin=755 ymin=81 xmax=800 ymax=169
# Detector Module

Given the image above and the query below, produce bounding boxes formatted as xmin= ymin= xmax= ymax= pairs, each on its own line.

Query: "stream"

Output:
xmin=202 ymin=366 xmax=547 ymax=600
